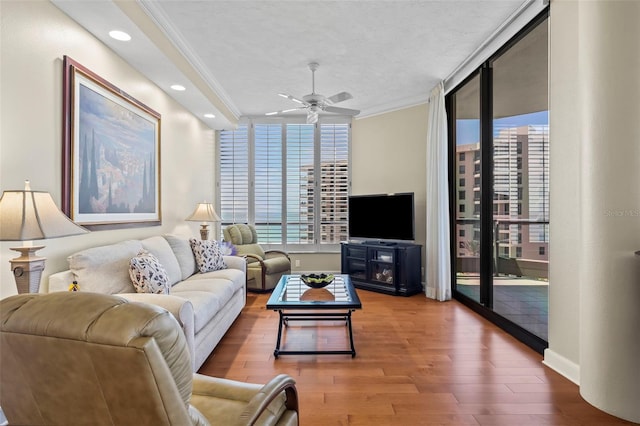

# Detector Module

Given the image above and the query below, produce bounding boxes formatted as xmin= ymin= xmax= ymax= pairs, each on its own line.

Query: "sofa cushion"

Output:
xmin=68 ymin=240 xmax=142 ymax=294
xmin=188 ymin=269 xmax=245 ymax=292
xmin=172 ymin=278 xmax=240 ymax=333
xmin=189 ymin=239 xmax=227 ymax=273
xmin=163 ymin=234 xmax=198 ymax=280
xmin=171 ymin=291 xmax=220 ymax=334
xmin=129 ymin=250 xmax=171 ymax=295
xmin=141 ymin=236 xmax=182 ymax=286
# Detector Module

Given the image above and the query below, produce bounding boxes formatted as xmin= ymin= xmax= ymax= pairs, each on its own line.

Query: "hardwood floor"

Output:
xmin=198 ymin=290 xmax=633 ymax=425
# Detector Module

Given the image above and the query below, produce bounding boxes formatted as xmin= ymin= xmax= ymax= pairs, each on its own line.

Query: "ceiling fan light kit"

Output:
xmin=266 ymin=62 xmax=360 ymax=124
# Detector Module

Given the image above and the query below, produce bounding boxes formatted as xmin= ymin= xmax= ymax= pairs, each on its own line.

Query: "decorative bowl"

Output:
xmin=301 ymin=273 xmax=334 ymax=288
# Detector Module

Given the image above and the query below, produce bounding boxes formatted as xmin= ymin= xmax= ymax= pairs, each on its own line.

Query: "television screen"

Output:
xmin=348 ymin=193 xmax=415 ymax=242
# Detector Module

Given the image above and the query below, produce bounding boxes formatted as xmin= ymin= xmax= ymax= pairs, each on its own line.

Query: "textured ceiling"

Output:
xmin=52 ymin=0 xmax=529 ymax=129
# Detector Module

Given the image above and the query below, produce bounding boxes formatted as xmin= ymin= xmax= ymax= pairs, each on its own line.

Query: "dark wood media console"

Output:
xmin=340 ymin=241 xmax=422 ymax=296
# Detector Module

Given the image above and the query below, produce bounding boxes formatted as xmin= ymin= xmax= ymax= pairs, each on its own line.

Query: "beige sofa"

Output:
xmin=48 ymin=234 xmax=246 ymax=372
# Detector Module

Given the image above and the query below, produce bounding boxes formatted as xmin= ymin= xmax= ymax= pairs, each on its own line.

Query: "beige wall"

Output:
xmin=0 ymin=1 xmax=216 ymax=298
xmin=573 ymin=1 xmax=640 ymax=421
xmin=291 ymin=104 xmax=429 ymax=275
xmin=289 ymin=252 xmax=340 ymax=275
xmin=352 ymin=104 xmax=429 ymax=278
xmin=547 ymin=8 xmax=640 ymax=422
xmin=544 ymin=0 xmax=581 ymax=380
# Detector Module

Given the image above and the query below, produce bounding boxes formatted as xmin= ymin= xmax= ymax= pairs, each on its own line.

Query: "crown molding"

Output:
xmin=137 ymin=0 xmax=241 ymax=118
xmin=357 ymin=94 xmax=429 ymax=120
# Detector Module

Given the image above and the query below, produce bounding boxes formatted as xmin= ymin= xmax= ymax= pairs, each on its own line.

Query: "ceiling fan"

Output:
xmin=266 ymin=62 xmax=360 ymax=124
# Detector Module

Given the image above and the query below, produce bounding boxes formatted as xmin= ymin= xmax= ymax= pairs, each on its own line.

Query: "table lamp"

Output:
xmin=0 ymin=180 xmax=89 ymax=293
xmin=186 ymin=202 xmax=220 ymax=240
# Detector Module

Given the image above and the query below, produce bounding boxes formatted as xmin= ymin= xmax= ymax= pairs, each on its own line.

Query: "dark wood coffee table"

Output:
xmin=266 ymin=274 xmax=362 ymax=358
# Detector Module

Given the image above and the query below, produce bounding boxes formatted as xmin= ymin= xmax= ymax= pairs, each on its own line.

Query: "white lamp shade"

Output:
xmin=0 ymin=190 xmax=88 ymax=241
xmin=186 ymin=203 xmax=220 ymax=223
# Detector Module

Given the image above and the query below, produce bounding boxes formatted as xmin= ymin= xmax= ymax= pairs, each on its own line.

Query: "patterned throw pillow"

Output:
xmin=189 ymin=238 xmax=227 ymax=273
xmin=129 ymin=249 xmax=170 ymax=294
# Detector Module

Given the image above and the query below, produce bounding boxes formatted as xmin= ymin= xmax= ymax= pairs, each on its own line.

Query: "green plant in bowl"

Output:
xmin=301 ymin=273 xmax=335 ymax=288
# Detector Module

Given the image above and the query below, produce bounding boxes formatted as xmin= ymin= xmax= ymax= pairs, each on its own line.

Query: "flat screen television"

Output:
xmin=348 ymin=192 xmax=415 ymax=242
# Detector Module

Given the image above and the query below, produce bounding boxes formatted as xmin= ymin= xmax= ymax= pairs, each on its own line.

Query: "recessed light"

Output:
xmin=109 ymin=30 xmax=131 ymax=41
xmin=170 ymin=84 xmax=186 ymax=91
xmin=204 ymin=113 xmax=216 ymax=118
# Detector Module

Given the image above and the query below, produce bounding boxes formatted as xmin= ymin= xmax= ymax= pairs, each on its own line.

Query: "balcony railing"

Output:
xmin=456 ymin=218 xmax=549 ymax=279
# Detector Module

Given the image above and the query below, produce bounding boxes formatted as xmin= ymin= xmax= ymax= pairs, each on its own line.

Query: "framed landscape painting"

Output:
xmin=62 ymin=56 xmax=161 ymax=229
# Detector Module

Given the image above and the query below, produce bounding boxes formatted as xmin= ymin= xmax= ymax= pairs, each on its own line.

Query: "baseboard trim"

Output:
xmin=543 ymin=348 xmax=580 ymax=385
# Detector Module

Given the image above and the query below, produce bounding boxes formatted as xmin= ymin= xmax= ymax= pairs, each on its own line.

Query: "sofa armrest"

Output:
xmin=239 ymin=374 xmax=298 ymax=425
xmin=265 ymin=250 xmax=290 ymax=261
xmin=48 ymin=270 xmax=75 ymax=293
xmin=244 ymin=254 xmax=265 ymax=270
xmin=190 ymin=373 xmax=298 ymax=426
xmin=224 ymin=255 xmax=247 ymax=275
xmin=118 ymin=293 xmax=196 ymax=371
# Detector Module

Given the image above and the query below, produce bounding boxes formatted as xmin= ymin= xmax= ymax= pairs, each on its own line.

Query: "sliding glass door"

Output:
xmin=491 ymin=19 xmax=549 ymax=341
xmin=448 ymin=12 xmax=549 ymax=352
xmin=452 ymin=73 xmax=482 ymax=305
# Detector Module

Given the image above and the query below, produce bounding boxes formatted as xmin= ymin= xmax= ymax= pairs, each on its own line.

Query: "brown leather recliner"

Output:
xmin=0 ymin=292 xmax=298 ymax=426
xmin=223 ymin=224 xmax=291 ymax=292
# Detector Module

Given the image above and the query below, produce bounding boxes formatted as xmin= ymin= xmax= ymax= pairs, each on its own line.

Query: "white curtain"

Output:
xmin=425 ymin=82 xmax=452 ymax=301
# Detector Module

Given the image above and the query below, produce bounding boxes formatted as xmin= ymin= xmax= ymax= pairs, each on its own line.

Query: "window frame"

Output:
xmin=216 ymin=115 xmax=352 ymax=253
xmin=446 ymin=8 xmax=550 ymax=354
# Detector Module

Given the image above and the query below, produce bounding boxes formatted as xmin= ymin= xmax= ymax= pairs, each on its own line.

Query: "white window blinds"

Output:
xmin=254 ymin=124 xmax=283 ymax=243
xmin=217 ymin=118 xmax=351 ymax=252
xmin=320 ymin=123 xmax=349 ymax=244
xmin=286 ymin=124 xmax=315 ymax=245
xmin=219 ymin=124 xmax=249 ymax=224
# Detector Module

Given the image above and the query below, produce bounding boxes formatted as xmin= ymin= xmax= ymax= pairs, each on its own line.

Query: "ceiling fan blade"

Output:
xmin=323 ymin=106 xmax=360 ymax=116
xmin=265 ymin=107 xmax=305 ymax=116
xmin=326 ymin=91 xmax=353 ymax=104
xmin=274 ymin=65 xmax=356 ymax=120
xmin=278 ymin=93 xmax=307 ymax=105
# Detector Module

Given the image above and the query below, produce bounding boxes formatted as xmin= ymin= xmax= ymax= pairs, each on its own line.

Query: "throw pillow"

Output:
xmin=129 ymin=249 xmax=170 ymax=294
xmin=189 ymin=238 xmax=227 ymax=273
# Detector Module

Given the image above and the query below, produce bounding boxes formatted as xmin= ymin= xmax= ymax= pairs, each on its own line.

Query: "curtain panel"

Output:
xmin=425 ymin=82 xmax=452 ymax=301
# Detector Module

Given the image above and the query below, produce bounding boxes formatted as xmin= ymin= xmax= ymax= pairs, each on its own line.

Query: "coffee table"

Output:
xmin=266 ymin=274 xmax=362 ymax=358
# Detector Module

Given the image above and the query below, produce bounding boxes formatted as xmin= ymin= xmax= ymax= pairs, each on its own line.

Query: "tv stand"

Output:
xmin=364 ymin=240 xmax=397 ymax=246
xmin=341 ymin=241 xmax=422 ymax=296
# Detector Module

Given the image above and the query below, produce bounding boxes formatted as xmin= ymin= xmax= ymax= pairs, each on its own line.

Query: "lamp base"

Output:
xmin=9 ymin=246 xmax=46 ymax=294
xmin=199 ymin=224 xmax=210 ymax=240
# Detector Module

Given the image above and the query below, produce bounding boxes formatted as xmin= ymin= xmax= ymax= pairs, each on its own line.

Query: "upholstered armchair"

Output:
xmin=0 ymin=292 xmax=299 ymax=426
xmin=223 ymin=224 xmax=291 ymax=292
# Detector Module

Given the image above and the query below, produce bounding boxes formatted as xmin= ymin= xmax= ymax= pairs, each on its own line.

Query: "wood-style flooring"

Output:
xmin=197 ymin=289 xmax=633 ymax=426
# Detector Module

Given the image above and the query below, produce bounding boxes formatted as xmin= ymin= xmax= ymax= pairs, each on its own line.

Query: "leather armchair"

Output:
xmin=0 ymin=292 xmax=298 ymax=426
xmin=223 ymin=224 xmax=291 ymax=292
